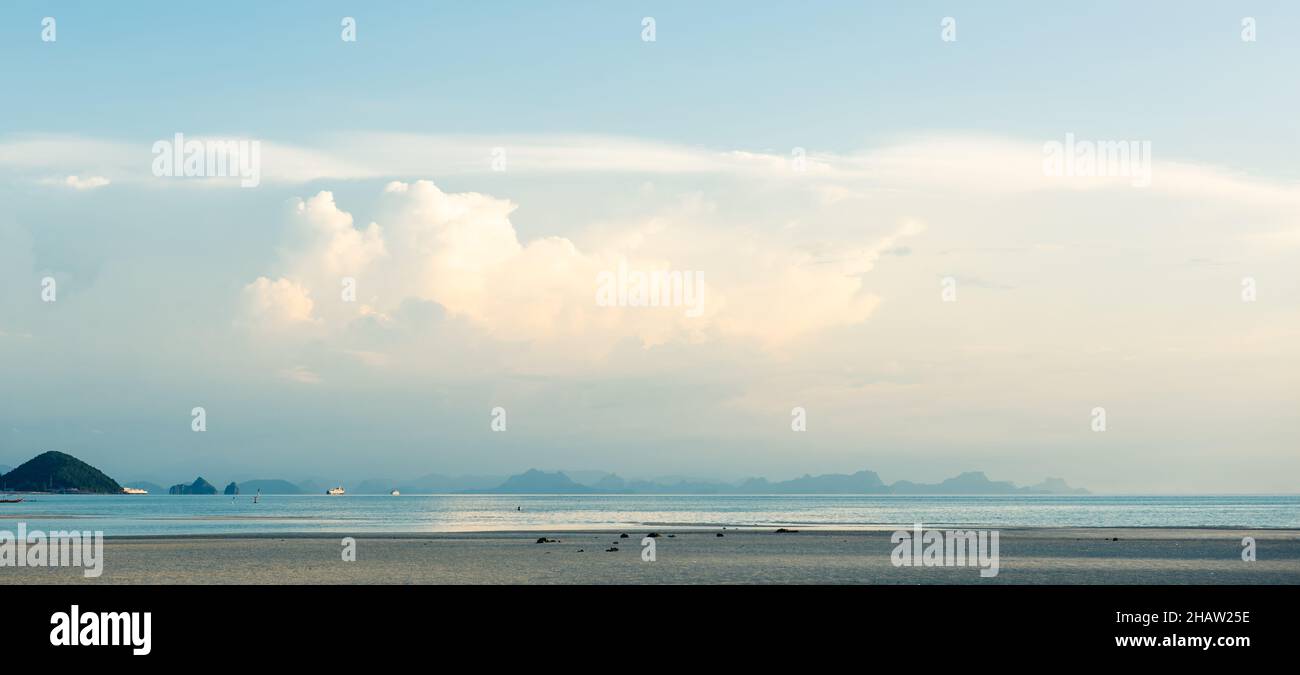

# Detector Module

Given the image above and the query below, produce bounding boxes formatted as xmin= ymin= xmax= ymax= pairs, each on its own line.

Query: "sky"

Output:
xmin=1 ymin=1 xmax=1297 ymax=493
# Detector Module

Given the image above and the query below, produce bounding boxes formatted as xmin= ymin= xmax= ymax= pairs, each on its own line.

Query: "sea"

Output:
xmin=0 ymin=494 xmax=1297 ymax=536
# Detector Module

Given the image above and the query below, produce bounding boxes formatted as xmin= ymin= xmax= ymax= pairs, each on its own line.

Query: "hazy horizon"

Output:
xmin=2 ymin=2 xmax=1297 ymax=494
xmin=3 ymin=451 xmax=1295 ymax=497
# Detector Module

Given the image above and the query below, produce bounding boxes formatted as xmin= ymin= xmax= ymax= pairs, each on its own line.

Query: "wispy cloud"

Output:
xmin=278 ymin=366 xmax=323 ymax=385
xmin=48 ymin=174 xmax=111 ymax=190
xmin=4 ymin=132 xmax=1298 ymax=211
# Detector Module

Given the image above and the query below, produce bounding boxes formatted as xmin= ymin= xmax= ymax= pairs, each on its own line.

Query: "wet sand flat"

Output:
xmin=3 ymin=528 xmax=1298 ymax=584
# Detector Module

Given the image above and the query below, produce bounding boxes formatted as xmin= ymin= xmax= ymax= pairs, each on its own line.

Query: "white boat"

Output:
xmin=326 ymin=486 xmax=345 ymax=495
xmin=121 ymin=487 xmax=149 ymax=495
xmin=390 ymin=489 xmax=400 ymax=496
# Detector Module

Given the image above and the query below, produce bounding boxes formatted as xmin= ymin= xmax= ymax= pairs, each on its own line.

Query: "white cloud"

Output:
xmin=49 ymin=175 xmax=111 ymax=190
xmin=278 ymin=366 xmax=323 ymax=385
xmin=244 ymin=181 xmax=920 ymax=352
xmin=291 ymin=191 xmax=387 ymax=275
xmin=242 ymin=276 xmax=317 ymax=325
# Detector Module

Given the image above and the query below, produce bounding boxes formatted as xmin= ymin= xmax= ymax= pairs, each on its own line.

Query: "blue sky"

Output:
xmin=1 ymin=2 xmax=1298 ymax=492
xmin=5 ymin=1 xmax=1298 ymax=169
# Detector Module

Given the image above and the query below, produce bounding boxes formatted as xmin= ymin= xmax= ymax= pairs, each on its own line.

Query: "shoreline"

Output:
xmin=4 ymin=522 xmax=1299 ymax=537
xmin=79 ymin=525 xmax=1300 ymax=539
xmin=4 ymin=527 xmax=1297 ymax=585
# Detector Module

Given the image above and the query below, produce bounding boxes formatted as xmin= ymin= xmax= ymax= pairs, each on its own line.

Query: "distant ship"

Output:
xmin=121 ymin=487 xmax=149 ymax=495
xmin=390 ymin=489 xmax=400 ymax=496
xmin=326 ymin=486 xmax=345 ymax=495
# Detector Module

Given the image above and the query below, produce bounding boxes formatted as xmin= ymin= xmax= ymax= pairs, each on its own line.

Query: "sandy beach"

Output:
xmin=3 ymin=527 xmax=1298 ymax=584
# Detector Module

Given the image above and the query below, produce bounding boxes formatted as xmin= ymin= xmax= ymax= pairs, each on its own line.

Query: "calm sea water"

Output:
xmin=0 ymin=494 xmax=1296 ymax=536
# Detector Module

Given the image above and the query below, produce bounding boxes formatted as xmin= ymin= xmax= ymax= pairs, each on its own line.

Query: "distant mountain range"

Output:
xmin=493 ymin=469 xmax=1089 ymax=495
xmin=3 ymin=451 xmax=1090 ymax=496
xmin=464 ymin=469 xmax=596 ymax=494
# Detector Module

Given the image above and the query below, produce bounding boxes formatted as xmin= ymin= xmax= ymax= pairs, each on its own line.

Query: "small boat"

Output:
xmin=0 ymin=497 xmax=24 ymax=504
xmin=121 ymin=487 xmax=149 ymax=495
xmin=390 ymin=489 xmax=400 ymax=496
xmin=326 ymin=486 xmax=345 ymax=495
